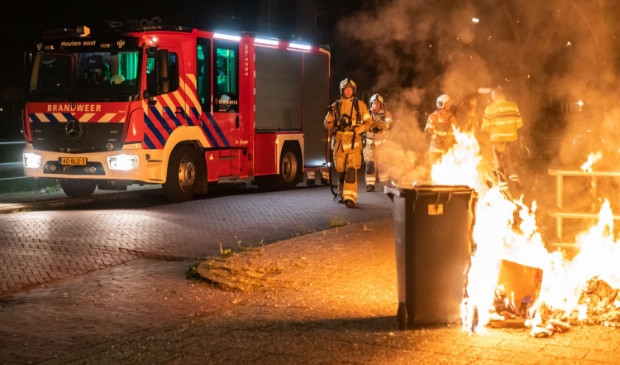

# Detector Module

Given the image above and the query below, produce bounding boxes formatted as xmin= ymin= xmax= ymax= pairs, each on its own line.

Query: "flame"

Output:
xmin=430 ymin=129 xmax=486 ymax=191
xmin=581 ymin=151 xmax=602 ymax=172
xmin=431 ymin=130 xmax=620 ymax=333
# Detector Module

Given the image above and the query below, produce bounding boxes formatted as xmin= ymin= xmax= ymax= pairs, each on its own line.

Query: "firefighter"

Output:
xmin=425 ymin=94 xmax=457 ymax=166
xmin=480 ymin=87 xmax=523 ymax=194
xmin=324 ymin=78 xmax=372 ymax=208
xmin=363 ymin=93 xmax=393 ymax=192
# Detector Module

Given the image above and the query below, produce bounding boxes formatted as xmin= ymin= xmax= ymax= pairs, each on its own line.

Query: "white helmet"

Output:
xmin=436 ymin=94 xmax=451 ymax=109
xmin=339 ymin=78 xmax=356 ymax=96
xmin=369 ymin=93 xmax=384 ymax=108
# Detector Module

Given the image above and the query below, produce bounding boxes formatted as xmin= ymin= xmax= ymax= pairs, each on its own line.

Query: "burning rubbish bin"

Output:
xmin=385 ymin=184 xmax=476 ymax=329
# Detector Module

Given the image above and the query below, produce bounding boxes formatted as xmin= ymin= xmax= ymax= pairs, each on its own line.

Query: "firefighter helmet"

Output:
xmin=339 ymin=78 xmax=356 ymax=96
xmin=491 ymin=87 xmax=505 ymax=101
xmin=436 ymin=94 xmax=451 ymax=109
xmin=110 ymin=74 xmax=125 ymax=85
xmin=369 ymin=93 xmax=384 ymax=108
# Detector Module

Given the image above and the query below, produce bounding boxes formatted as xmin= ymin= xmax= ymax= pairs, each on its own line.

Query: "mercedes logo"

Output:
xmin=65 ymin=120 xmax=81 ymax=138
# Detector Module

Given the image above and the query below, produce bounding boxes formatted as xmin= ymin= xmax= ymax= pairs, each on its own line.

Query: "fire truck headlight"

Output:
xmin=23 ymin=153 xmax=41 ymax=169
xmin=107 ymin=155 xmax=139 ymax=171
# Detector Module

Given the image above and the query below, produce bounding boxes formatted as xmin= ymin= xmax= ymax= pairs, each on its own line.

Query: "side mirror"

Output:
xmin=157 ymin=49 xmax=169 ymax=94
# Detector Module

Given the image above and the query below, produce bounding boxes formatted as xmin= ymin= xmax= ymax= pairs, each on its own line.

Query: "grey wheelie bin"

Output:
xmin=385 ymin=184 xmax=476 ymax=329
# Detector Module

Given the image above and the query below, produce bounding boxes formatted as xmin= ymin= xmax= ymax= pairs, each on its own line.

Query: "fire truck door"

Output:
xmin=145 ymin=47 xmax=188 ymax=146
xmin=211 ymin=41 xmax=241 ymax=152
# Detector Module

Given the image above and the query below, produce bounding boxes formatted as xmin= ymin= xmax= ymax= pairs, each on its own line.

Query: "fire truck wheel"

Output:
xmin=163 ymin=145 xmax=198 ymax=202
xmin=255 ymin=143 xmax=302 ymax=191
xmin=275 ymin=143 xmax=302 ymax=190
xmin=60 ymin=179 xmax=97 ymax=198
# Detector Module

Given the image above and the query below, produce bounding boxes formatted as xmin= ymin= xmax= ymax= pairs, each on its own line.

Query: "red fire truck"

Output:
xmin=22 ymin=22 xmax=330 ymax=202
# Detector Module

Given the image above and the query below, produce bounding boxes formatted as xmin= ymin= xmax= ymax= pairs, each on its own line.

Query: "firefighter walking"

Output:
xmin=324 ymin=78 xmax=372 ymax=208
xmin=425 ymin=94 xmax=457 ymax=166
xmin=363 ymin=93 xmax=393 ymax=192
xmin=480 ymin=87 xmax=523 ymax=195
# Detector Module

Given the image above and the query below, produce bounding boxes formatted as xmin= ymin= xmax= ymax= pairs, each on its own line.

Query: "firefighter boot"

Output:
xmin=337 ymin=172 xmax=346 ymax=203
xmin=365 ymin=161 xmax=376 ymax=192
xmin=343 ymin=167 xmax=357 ymax=208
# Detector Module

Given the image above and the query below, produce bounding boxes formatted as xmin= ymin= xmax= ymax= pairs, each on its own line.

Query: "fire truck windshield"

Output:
xmin=28 ymin=50 xmax=140 ymax=101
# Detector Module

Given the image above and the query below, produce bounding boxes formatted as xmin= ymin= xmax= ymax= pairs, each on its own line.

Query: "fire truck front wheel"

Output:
xmin=163 ymin=145 xmax=199 ymax=203
xmin=60 ymin=179 xmax=98 ymax=198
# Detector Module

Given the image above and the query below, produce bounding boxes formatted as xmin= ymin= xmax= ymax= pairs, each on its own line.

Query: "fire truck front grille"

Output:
xmin=31 ymin=122 xmax=125 ymax=153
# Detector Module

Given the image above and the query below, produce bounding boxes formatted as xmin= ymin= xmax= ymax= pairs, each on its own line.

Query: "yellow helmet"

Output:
xmin=339 ymin=78 xmax=356 ymax=96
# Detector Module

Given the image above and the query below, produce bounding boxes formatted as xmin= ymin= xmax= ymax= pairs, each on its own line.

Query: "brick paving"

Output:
xmin=0 ymin=258 xmax=246 ymax=364
xmin=0 ymin=185 xmax=392 ymax=295
xmin=0 ymin=183 xmax=393 ymax=364
xmin=26 ymin=218 xmax=620 ymax=365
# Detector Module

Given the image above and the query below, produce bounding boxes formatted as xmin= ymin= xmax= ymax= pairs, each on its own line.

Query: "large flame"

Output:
xmin=431 ymin=129 xmax=620 ymax=333
xmin=581 ymin=151 xmax=603 ymax=172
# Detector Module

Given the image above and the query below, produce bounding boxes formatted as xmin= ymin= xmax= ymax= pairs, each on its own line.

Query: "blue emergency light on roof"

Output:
xmin=288 ymin=42 xmax=311 ymax=51
xmin=213 ymin=33 xmax=241 ymax=42
xmin=254 ymin=38 xmax=279 ymax=46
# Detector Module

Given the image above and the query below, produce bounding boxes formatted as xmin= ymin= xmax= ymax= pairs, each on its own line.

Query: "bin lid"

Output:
xmin=384 ymin=183 xmax=474 ymax=198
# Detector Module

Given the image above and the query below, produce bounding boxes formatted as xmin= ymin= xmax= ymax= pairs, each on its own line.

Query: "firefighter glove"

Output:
xmin=354 ymin=124 xmax=366 ymax=134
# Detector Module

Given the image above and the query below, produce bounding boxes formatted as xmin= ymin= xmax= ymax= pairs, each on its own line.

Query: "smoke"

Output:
xmin=336 ymin=0 xmax=493 ymax=185
xmin=337 ymin=0 xmax=620 ymax=234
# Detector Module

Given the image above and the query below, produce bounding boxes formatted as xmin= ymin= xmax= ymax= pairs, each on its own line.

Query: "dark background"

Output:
xmin=3 ymin=0 xmax=620 ymax=170
xmin=0 ymin=0 xmax=365 ymax=141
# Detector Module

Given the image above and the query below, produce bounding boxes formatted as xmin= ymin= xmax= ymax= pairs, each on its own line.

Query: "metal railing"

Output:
xmin=0 ymin=141 xmax=27 ymax=181
xmin=548 ymin=168 xmax=620 ymax=240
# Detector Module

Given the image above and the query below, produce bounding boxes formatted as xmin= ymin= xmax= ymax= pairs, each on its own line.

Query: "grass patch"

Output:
xmin=0 ymin=178 xmax=59 ymax=195
xmin=328 ymin=216 xmax=348 ymax=229
xmin=185 ymin=261 xmax=210 ymax=283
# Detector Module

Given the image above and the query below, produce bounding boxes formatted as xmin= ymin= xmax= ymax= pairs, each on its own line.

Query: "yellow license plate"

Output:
xmin=60 ymin=157 xmax=87 ymax=166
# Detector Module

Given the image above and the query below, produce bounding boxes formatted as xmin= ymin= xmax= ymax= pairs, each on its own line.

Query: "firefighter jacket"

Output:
xmin=481 ymin=99 xmax=523 ymax=142
xmin=365 ymin=109 xmax=393 ymax=144
xmin=424 ymin=109 xmax=456 ymax=153
xmin=324 ymin=97 xmax=372 ymax=153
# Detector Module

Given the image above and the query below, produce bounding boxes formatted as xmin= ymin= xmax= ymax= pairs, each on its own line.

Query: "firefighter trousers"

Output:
xmin=493 ymin=142 xmax=522 ymax=196
xmin=334 ymin=148 xmax=362 ymax=204
xmin=363 ymin=142 xmax=388 ymax=187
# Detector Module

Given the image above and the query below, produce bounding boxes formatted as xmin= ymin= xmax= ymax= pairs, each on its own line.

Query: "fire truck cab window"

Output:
xmin=146 ymin=50 xmax=179 ymax=96
xmin=28 ymin=50 xmax=140 ymax=101
xmin=214 ymin=42 xmax=238 ymax=112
